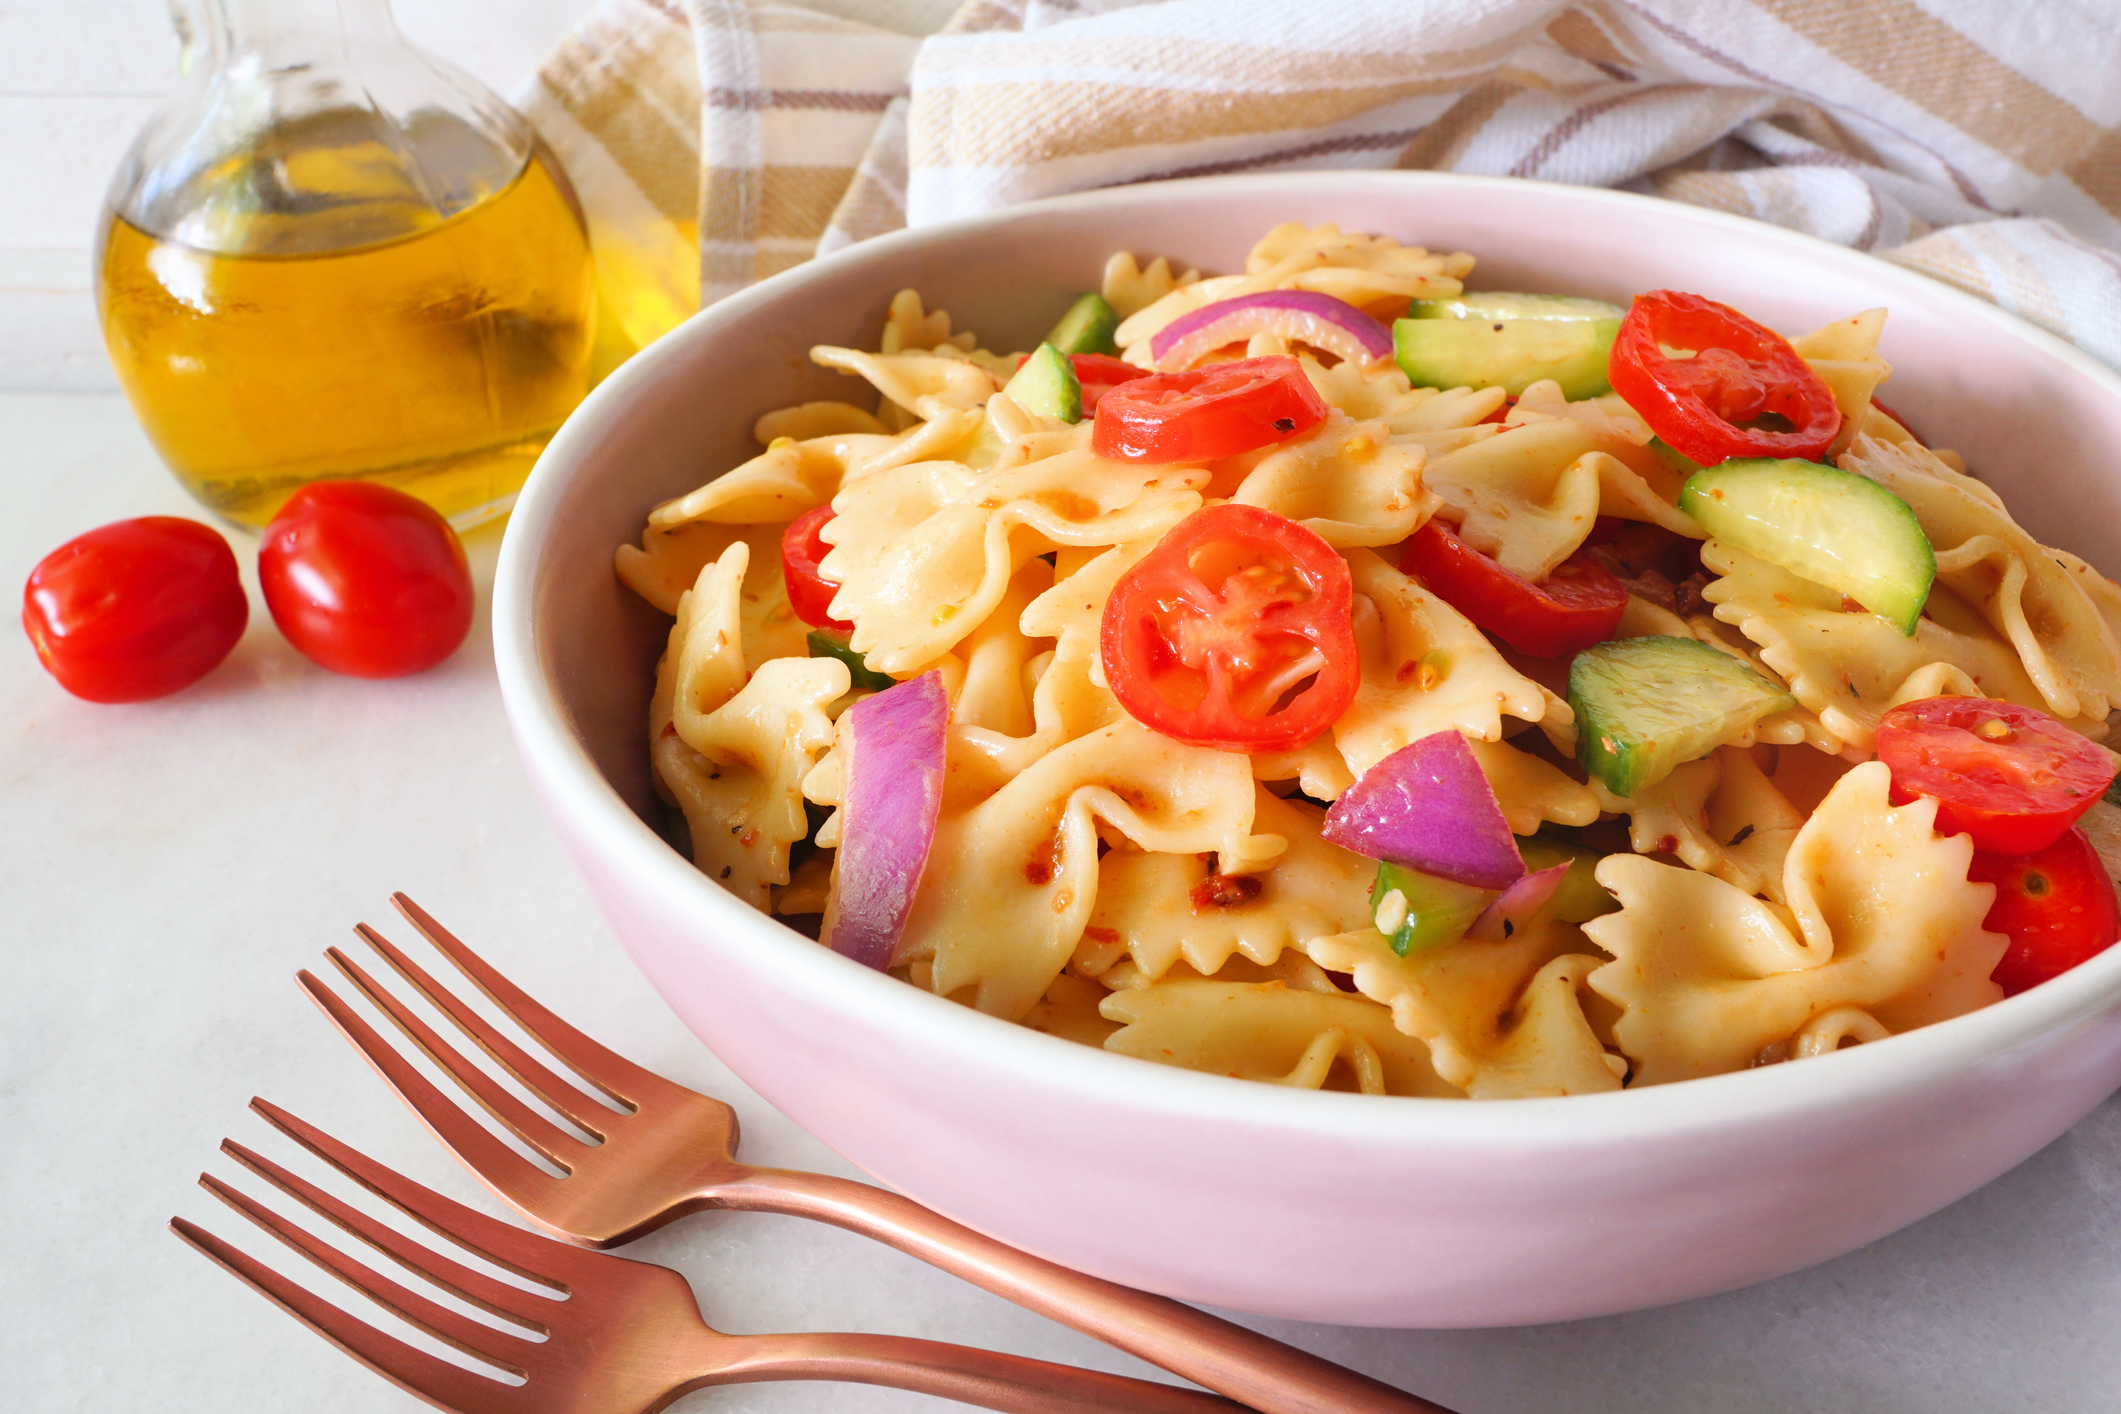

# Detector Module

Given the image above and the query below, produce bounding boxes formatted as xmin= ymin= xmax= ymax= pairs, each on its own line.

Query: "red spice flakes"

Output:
xmin=1189 ymin=873 xmax=1262 ymax=912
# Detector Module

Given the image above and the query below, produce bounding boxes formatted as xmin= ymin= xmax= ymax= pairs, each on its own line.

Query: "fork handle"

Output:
xmin=701 ymin=1330 xmax=1249 ymax=1412
xmin=710 ymin=1168 xmax=1456 ymax=1414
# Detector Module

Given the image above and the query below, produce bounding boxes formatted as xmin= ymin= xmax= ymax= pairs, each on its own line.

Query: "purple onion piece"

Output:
xmin=1465 ymin=863 xmax=1570 ymax=942
xmin=1320 ymin=731 xmax=1525 ymax=890
xmin=1148 ymin=290 xmax=1393 ymax=372
xmin=821 ymin=670 xmax=948 ymax=970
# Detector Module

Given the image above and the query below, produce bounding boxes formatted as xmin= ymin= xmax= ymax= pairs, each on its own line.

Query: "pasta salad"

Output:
xmin=616 ymin=222 xmax=2121 ymax=1099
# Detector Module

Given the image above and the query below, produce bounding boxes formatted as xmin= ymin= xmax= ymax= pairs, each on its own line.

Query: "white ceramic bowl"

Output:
xmin=494 ymin=172 xmax=2121 ymax=1328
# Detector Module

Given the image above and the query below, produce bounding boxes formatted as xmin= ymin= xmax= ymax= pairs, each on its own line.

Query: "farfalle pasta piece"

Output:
xmin=1842 ymin=433 xmax=2121 ymax=722
xmin=1304 ymin=917 xmax=1622 ymax=1098
xmin=811 ymin=344 xmax=1000 ymax=421
xmin=1788 ymin=308 xmax=1891 ymax=460
xmin=821 ymin=450 xmax=1206 ymax=675
xmin=1466 ymin=736 xmax=1600 ymax=837
xmin=951 ymin=557 xmax=1054 ymax=738
xmin=895 ymin=720 xmax=1279 ymax=1020
xmin=1423 ymin=419 xmax=1603 ymax=581
xmin=1080 ymin=788 xmax=1376 ymax=984
xmin=1100 ymin=978 xmax=1457 ymax=1097
xmin=1584 ymin=762 xmax=2007 ymax=1085
xmin=1700 ymin=539 xmax=2049 ymax=754
xmin=1301 ymin=357 xmax=1505 ymax=437
xmin=1334 ymin=548 xmax=1553 ymax=778
xmin=618 ymin=522 xmax=810 ymax=667
xmin=1228 ymin=413 xmax=1433 ymax=548
xmin=1101 ymin=251 xmax=1198 ymax=320
xmin=1597 ymin=745 xmax=1807 ymax=903
xmin=753 ymin=400 xmax=888 ymax=444
xmin=648 ymin=434 xmax=853 ymax=528
xmin=652 ymin=544 xmax=847 ymax=908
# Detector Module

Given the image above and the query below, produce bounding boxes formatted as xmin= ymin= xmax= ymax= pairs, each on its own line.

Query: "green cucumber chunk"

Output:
xmin=1393 ymin=314 xmax=1620 ymax=400
xmin=1648 ymin=437 xmax=1703 ymax=479
xmin=806 ymin=631 xmax=896 ymax=692
xmin=1044 ymin=292 xmax=1119 ymax=356
xmin=1568 ymin=636 xmax=1796 ymax=797
xmin=1408 ymin=293 xmax=1623 ymax=322
xmin=1000 ymin=341 xmax=1083 ymax=423
xmin=1680 ymin=457 xmax=1934 ymax=636
xmin=1370 ymin=861 xmax=1493 ymax=957
xmin=1516 ymin=833 xmax=1618 ymax=923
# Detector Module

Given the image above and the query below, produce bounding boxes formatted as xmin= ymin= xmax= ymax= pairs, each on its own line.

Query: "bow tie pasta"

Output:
xmin=617 ymin=222 xmax=2121 ymax=1100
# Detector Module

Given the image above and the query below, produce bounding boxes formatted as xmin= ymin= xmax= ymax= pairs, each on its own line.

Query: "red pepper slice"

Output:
xmin=1606 ymin=290 xmax=1841 ymax=465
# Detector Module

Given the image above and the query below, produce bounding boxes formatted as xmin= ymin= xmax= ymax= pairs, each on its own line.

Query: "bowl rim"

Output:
xmin=496 ymin=168 xmax=2121 ymax=1147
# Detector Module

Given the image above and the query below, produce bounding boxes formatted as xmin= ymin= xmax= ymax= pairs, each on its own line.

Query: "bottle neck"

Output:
xmin=197 ymin=0 xmax=402 ymax=62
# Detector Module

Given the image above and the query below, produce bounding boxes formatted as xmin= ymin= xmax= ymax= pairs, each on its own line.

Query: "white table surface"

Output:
xmin=3 ymin=388 xmax=2118 ymax=1414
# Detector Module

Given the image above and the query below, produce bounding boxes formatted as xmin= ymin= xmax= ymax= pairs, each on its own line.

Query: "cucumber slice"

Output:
xmin=1370 ymin=861 xmax=1494 ymax=957
xmin=1000 ymin=341 xmax=1083 ymax=424
xmin=1648 ymin=437 xmax=1703 ymax=479
xmin=1568 ymin=636 xmax=1796 ymax=797
xmin=807 ymin=631 xmax=895 ymax=692
xmin=1516 ymin=834 xmax=1618 ymax=923
xmin=1045 ymin=292 xmax=1119 ymax=356
xmin=1393 ymin=311 xmax=1621 ymax=400
xmin=1680 ymin=458 xmax=1934 ymax=635
xmin=1408 ymin=293 xmax=1623 ymax=322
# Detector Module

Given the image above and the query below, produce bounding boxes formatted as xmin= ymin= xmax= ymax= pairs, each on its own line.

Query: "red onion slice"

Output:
xmin=1149 ymin=291 xmax=1393 ymax=372
xmin=821 ymin=670 xmax=948 ymax=970
xmin=1465 ymin=863 xmax=1569 ymax=942
xmin=1321 ymin=730 xmax=1525 ymax=890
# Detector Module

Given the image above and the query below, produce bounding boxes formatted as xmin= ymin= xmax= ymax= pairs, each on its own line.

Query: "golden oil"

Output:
xmin=97 ymin=147 xmax=596 ymax=529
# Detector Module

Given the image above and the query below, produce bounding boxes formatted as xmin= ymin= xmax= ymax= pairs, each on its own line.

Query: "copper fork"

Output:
xmin=302 ymin=895 xmax=1456 ymax=1414
xmin=176 ymin=1099 xmax=1249 ymax=1412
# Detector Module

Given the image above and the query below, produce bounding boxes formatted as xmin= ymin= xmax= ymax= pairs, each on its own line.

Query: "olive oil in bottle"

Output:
xmin=98 ymin=0 xmax=599 ymax=528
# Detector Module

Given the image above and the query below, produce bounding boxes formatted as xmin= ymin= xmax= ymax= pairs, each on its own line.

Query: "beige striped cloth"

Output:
xmin=516 ymin=0 xmax=2121 ymax=369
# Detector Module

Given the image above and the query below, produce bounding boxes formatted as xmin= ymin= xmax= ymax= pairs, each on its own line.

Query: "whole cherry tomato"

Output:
xmin=1101 ymin=502 xmax=1357 ymax=753
xmin=1969 ymin=827 xmax=2120 ymax=995
xmin=22 ymin=516 xmax=247 ymax=702
xmin=258 ymin=481 xmax=473 ymax=678
xmin=1091 ymin=355 xmax=1329 ymax=463
xmin=1606 ymin=290 xmax=1841 ymax=465
xmin=781 ymin=504 xmax=852 ymax=631
xmin=1875 ymin=697 xmax=2115 ymax=854
xmin=1402 ymin=518 xmax=1629 ymax=660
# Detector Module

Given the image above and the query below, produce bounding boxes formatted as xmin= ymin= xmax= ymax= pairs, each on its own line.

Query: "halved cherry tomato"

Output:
xmin=1091 ymin=355 xmax=1328 ymax=463
xmin=1101 ymin=503 xmax=1356 ymax=753
xmin=22 ymin=516 xmax=248 ymax=702
xmin=1401 ymin=518 xmax=1629 ymax=660
xmin=258 ymin=481 xmax=473 ymax=678
xmin=782 ymin=504 xmax=852 ymax=631
xmin=1014 ymin=351 xmax=1149 ymax=415
xmin=1969 ymin=827 xmax=2120 ymax=995
xmin=1607 ymin=290 xmax=1841 ymax=465
xmin=1875 ymin=697 xmax=2116 ymax=854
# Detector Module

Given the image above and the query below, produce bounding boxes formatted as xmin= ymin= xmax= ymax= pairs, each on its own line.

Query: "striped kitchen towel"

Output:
xmin=517 ymin=0 xmax=2121 ymax=367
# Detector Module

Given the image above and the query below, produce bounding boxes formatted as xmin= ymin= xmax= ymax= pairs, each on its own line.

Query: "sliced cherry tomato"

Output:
xmin=1101 ymin=503 xmax=1356 ymax=753
xmin=1969 ymin=827 xmax=2120 ymax=995
xmin=258 ymin=481 xmax=473 ymax=678
xmin=22 ymin=516 xmax=247 ymax=703
xmin=1014 ymin=351 xmax=1149 ymax=415
xmin=1091 ymin=355 xmax=1328 ymax=463
xmin=1607 ymin=290 xmax=1841 ymax=465
xmin=1875 ymin=696 xmax=2116 ymax=854
xmin=782 ymin=504 xmax=852 ymax=631
xmin=1401 ymin=518 xmax=1628 ymax=660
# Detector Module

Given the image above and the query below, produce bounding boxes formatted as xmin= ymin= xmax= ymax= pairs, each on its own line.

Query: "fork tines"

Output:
xmin=173 ymin=1099 xmax=577 ymax=1411
xmin=296 ymin=894 xmax=650 ymax=1213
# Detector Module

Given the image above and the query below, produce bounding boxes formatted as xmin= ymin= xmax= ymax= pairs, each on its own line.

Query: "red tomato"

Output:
xmin=1401 ymin=518 xmax=1629 ymax=660
xmin=1875 ymin=697 xmax=2115 ymax=853
xmin=1478 ymin=394 xmax=1517 ymax=426
xmin=1969 ymin=827 xmax=2120 ymax=995
xmin=258 ymin=482 xmax=473 ymax=678
xmin=781 ymin=504 xmax=852 ymax=631
xmin=1091 ymin=355 xmax=1328 ymax=463
xmin=1101 ymin=503 xmax=1357 ymax=753
xmin=22 ymin=516 xmax=247 ymax=703
xmin=1606 ymin=290 xmax=1841 ymax=465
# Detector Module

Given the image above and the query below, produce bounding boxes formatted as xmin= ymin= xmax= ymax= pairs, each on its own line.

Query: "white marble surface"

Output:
xmin=3 ymin=389 xmax=2120 ymax=1411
